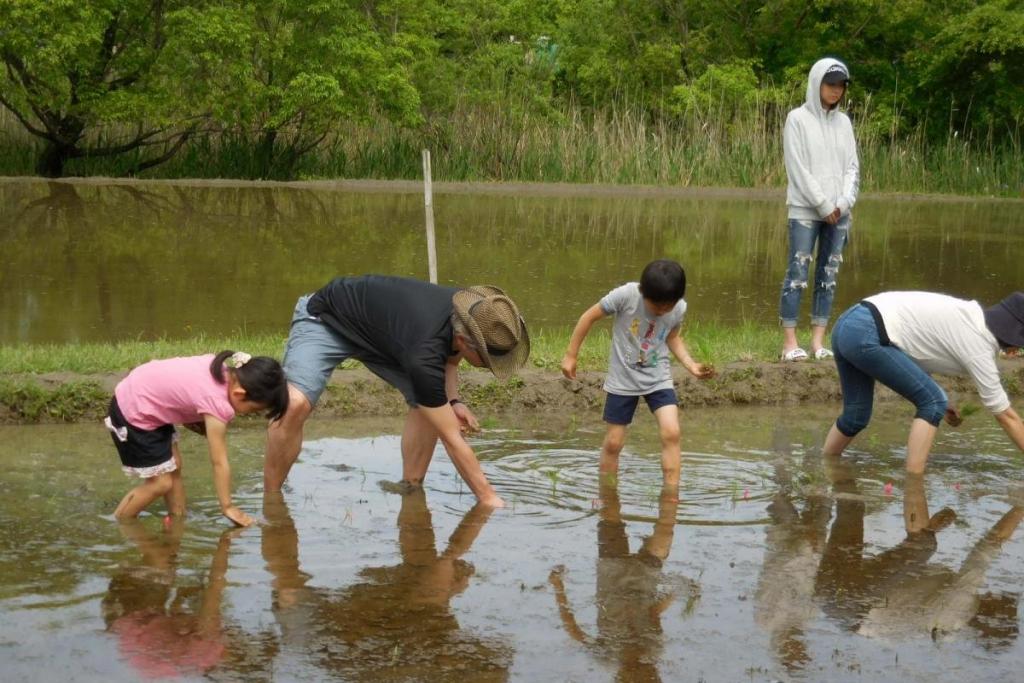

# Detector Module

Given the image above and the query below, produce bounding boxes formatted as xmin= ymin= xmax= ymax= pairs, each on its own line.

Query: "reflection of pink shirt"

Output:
xmin=112 ymin=611 xmax=225 ymax=678
xmin=115 ymin=355 xmax=235 ymax=430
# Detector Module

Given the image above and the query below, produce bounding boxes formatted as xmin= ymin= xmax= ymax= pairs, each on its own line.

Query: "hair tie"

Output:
xmin=225 ymin=351 xmax=252 ymax=369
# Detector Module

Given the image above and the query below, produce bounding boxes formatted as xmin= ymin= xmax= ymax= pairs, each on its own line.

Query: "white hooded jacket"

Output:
xmin=784 ymin=58 xmax=860 ymax=220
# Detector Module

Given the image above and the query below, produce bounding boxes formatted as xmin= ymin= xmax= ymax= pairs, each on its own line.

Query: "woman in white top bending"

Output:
xmin=823 ymin=291 xmax=1024 ymax=473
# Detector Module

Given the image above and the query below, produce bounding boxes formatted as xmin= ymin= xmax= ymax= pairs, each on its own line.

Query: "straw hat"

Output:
xmin=452 ymin=285 xmax=530 ymax=379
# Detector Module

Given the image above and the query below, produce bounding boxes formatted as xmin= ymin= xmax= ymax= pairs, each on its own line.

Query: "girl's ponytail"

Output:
xmin=211 ymin=350 xmax=289 ymax=421
xmin=209 ymin=350 xmax=235 ymax=383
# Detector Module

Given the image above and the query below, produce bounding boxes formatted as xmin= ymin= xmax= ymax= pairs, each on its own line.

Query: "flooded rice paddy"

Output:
xmin=0 ymin=179 xmax=1022 ymax=343
xmin=2 ymin=405 xmax=1023 ymax=681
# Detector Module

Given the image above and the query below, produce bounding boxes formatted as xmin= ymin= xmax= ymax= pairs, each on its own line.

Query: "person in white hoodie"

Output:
xmin=779 ymin=57 xmax=859 ymax=362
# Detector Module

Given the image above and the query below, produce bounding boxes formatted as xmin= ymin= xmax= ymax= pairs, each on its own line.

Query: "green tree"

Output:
xmin=0 ymin=0 xmax=198 ymax=177
xmin=171 ymin=0 xmax=422 ymax=179
xmin=911 ymin=0 xmax=1024 ymax=138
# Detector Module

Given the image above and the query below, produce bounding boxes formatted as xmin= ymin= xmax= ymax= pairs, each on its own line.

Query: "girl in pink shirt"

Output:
xmin=107 ymin=351 xmax=288 ymax=526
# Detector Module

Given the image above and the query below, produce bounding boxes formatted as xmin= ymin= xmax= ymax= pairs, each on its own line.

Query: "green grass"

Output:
xmin=530 ymin=321 xmax=794 ymax=371
xmin=1 ymin=100 xmax=1020 ymax=197
xmin=0 ymin=378 xmax=109 ymax=421
xmin=0 ymin=322 xmax=803 ymax=376
xmin=0 ymin=333 xmax=287 ymax=374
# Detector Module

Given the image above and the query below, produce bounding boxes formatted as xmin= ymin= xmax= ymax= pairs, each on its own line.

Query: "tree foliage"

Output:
xmin=0 ymin=0 xmax=196 ymax=176
xmin=170 ymin=0 xmax=422 ymax=177
xmin=0 ymin=0 xmax=1020 ymax=178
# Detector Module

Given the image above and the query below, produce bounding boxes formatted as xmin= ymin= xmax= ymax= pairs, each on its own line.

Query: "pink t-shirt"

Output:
xmin=115 ymin=355 xmax=236 ymax=430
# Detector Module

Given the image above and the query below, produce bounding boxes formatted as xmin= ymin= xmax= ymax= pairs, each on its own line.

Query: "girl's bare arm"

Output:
xmin=204 ymin=414 xmax=255 ymax=527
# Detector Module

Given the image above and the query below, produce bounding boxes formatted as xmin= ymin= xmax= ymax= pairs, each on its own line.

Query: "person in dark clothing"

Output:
xmin=265 ymin=275 xmax=530 ymax=508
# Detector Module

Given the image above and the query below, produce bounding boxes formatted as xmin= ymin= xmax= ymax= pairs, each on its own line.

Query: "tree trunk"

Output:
xmin=256 ymin=129 xmax=278 ymax=179
xmin=36 ymin=142 xmax=72 ymax=177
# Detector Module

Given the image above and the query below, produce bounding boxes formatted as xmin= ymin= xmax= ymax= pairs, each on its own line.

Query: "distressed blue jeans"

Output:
xmin=779 ymin=216 xmax=850 ymax=327
xmin=831 ymin=303 xmax=947 ymax=437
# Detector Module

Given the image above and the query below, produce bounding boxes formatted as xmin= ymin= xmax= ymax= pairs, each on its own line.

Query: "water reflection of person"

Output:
xmin=815 ymin=465 xmax=1022 ymax=646
xmin=753 ymin=461 xmax=831 ymax=673
xmin=101 ymin=519 xmax=237 ymax=678
xmin=262 ymin=489 xmax=512 ymax=681
xmin=260 ymin=491 xmax=317 ymax=657
xmin=549 ymin=486 xmax=699 ymax=682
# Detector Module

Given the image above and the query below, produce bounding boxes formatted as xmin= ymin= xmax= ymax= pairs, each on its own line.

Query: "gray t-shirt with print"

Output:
xmin=600 ymin=283 xmax=686 ymax=395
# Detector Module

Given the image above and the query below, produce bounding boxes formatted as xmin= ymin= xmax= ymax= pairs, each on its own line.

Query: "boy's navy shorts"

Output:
xmin=602 ymin=388 xmax=678 ymax=425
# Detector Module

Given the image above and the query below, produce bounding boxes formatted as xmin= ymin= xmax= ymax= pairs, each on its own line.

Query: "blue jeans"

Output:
xmin=831 ymin=304 xmax=947 ymax=437
xmin=779 ymin=217 xmax=850 ymax=327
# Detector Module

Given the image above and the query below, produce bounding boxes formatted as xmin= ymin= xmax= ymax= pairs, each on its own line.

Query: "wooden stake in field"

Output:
xmin=422 ymin=149 xmax=438 ymax=284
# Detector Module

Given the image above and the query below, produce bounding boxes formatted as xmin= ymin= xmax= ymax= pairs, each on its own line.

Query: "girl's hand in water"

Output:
xmin=223 ymin=505 xmax=256 ymax=527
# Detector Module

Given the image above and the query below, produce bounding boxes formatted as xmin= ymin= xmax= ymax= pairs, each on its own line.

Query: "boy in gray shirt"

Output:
xmin=561 ymin=260 xmax=714 ymax=489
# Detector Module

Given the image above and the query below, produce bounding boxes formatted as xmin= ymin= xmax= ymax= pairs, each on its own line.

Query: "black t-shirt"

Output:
xmin=306 ymin=275 xmax=459 ymax=407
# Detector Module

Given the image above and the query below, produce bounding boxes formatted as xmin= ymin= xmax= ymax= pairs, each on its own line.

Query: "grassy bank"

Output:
xmin=0 ymin=322 xmax=789 ymax=375
xmin=0 ymin=323 xmax=790 ymax=422
xmin=1 ymin=103 xmax=1020 ymax=197
xmin=4 ymin=326 xmax=1023 ymax=424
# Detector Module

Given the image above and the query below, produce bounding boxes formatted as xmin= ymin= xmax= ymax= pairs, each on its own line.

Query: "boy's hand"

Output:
xmin=223 ymin=505 xmax=256 ymax=527
xmin=561 ymin=354 xmax=578 ymax=379
xmin=688 ymin=362 xmax=715 ymax=380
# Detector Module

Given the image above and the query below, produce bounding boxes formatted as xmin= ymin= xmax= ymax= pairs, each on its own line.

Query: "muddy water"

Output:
xmin=2 ymin=406 xmax=1023 ymax=681
xmin=1 ymin=179 xmax=1022 ymax=343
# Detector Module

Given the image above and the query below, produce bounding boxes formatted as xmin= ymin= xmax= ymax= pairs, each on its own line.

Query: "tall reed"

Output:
xmin=0 ymin=98 xmax=1020 ymax=197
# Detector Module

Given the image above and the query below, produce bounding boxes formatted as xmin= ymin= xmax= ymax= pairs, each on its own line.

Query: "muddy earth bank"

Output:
xmin=3 ymin=359 xmax=1022 ymax=424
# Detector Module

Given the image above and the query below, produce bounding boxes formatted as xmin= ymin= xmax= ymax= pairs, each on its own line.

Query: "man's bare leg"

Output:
xmin=265 ymin=384 xmax=313 ymax=492
xmin=401 ymin=408 xmax=440 ymax=485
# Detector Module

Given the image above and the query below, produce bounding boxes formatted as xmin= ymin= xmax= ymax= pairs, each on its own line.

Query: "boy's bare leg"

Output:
xmin=401 ymin=408 xmax=440 ymax=485
xmin=600 ymin=424 xmax=627 ymax=486
xmin=265 ymin=384 xmax=313 ymax=492
xmin=164 ymin=444 xmax=186 ymax=516
xmin=653 ymin=405 xmax=682 ymax=488
xmin=115 ymin=473 xmax=174 ymax=519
